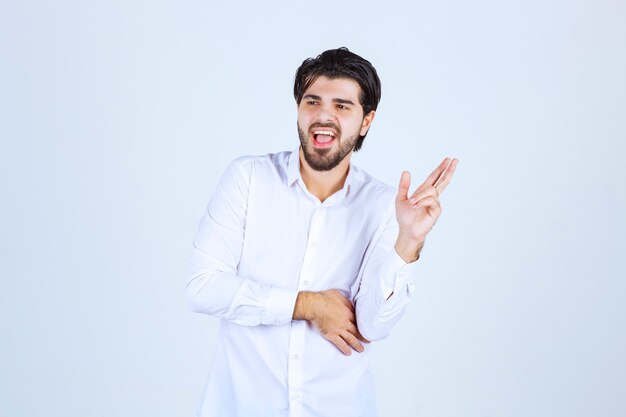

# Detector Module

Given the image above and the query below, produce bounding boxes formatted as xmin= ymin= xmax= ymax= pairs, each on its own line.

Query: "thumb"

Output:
xmin=396 ymin=171 xmax=411 ymax=202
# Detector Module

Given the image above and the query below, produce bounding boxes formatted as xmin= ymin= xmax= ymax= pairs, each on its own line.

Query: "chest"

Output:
xmin=239 ymin=176 xmax=387 ymax=293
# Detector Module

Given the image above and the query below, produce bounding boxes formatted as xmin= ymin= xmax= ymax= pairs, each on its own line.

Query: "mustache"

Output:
xmin=309 ymin=122 xmax=341 ymax=134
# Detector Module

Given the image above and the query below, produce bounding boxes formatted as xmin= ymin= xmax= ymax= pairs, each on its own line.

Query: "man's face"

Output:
xmin=297 ymin=76 xmax=374 ymax=171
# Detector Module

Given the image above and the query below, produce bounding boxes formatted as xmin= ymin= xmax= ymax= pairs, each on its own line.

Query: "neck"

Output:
xmin=299 ymin=148 xmax=351 ymax=203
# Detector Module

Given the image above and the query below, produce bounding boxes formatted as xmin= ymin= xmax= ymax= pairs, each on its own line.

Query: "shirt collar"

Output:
xmin=286 ymin=146 xmax=355 ymax=199
xmin=286 ymin=147 xmax=301 ymax=187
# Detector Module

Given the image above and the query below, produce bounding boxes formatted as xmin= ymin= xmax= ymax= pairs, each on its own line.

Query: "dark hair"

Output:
xmin=293 ymin=47 xmax=381 ymax=152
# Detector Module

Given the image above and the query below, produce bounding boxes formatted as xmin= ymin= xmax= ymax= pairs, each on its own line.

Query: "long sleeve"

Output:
xmin=186 ymin=157 xmax=299 ymax=326
xmin=353 ymin=199 xmax=418 ymax=342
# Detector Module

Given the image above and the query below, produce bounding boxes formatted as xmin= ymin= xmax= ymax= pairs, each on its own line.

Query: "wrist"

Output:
xmin=292 ymin=291 xmax=316 ymax=321
xmin=395 ymin=232 xmax=424 ymax=263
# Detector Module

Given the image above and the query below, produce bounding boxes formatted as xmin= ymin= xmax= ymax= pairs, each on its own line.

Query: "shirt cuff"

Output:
xmin=262 ymin=287 xmax=300 ymax=325
xmin=381 ymin=250 xmax=419 ymax=300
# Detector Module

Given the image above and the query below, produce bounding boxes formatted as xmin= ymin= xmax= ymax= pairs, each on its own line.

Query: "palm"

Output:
xmin=396 ymin=196 xmax=437 ymax=239
xmin=395 ymin=158 xmax=458 ymax=243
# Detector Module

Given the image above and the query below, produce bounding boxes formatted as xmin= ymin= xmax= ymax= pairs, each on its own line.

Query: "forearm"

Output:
xmin=187 ymin=250 xmax=299 ymax=326
xmin=354 ymin=248 xmax=416 ymax=341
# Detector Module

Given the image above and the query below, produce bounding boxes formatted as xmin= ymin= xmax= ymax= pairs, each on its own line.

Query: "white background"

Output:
xmin=1 ymin=1 xmax=625 ymax=416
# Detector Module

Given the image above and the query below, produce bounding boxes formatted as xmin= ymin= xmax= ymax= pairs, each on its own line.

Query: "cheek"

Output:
xmin=298 ymin=116 xmax=309 ymax=131
xmin=297 ymin=110 xmax=312 ymax=125
xmin=344 ymin=117 xmax=363 ymax=133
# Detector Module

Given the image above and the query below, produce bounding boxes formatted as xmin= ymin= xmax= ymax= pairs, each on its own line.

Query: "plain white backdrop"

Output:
xmin=1 ymin=0 xmax=625 ymax=416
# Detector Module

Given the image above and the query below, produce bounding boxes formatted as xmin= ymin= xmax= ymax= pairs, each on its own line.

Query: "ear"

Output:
xmin=360 ymin=110 xmax=376 ymax=136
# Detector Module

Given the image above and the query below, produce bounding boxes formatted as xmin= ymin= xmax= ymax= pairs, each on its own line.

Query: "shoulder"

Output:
xmin=346 ymin=165 xmax=397 ymax=231
xmin=349 ymin=164 xmax=396 ymax=202
xmin=225 ymin=150 xmax=291 ymax=177
xmin=219 ymin=150 xmax=293 ymax=191
xmin=229 ymin=150 xmax=291 ymax=169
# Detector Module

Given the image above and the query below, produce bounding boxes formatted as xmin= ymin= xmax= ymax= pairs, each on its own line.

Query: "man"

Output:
xmin=187 ymin=47 xmax=458 ymax=417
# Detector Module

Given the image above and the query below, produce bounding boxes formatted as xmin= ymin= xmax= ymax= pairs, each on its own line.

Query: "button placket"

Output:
xmin=287 ymin=208 xmax=325 ymax=414
xmin=287 ymin=321 xmax=306 ymax=415
xmin=298 ymin=208 xmax=323 ymax=291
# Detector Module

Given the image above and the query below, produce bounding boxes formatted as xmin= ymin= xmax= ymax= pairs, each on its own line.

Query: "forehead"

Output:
xmin=304 ymin=76 xmax=362 ymax=103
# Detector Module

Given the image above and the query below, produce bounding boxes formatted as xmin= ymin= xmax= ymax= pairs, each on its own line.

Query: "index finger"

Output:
xmin=434 ymin=158 xmax=459 ymax=194
xmin=413 ymin=158 xmax=451 ymax=195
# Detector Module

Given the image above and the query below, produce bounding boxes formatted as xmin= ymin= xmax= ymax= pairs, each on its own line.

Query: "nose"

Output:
xmin=314 ymin=102 xmax=337 ymax=123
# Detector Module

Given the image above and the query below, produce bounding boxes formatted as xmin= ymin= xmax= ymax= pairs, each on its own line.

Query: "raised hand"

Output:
xmin=394 ymin=157 xmax=459 ymax=262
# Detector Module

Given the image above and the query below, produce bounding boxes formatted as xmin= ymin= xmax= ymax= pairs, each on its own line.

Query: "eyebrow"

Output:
xmin=303 ymin=94 xmax=355 ymax=105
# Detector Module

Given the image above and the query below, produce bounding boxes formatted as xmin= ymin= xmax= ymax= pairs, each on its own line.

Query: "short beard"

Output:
xmin=297 ymin=123 xmax=358 ymax=171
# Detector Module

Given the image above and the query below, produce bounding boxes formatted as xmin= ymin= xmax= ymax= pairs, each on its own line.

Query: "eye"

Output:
xmin=337 ymin=104 xmax=349 ymax=110
xmin=307 ymin=100 xmax=318 ymax=105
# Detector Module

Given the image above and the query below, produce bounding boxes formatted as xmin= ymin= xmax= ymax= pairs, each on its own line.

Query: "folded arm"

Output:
xmin=186 ymin=158 xmax=299 ymax=326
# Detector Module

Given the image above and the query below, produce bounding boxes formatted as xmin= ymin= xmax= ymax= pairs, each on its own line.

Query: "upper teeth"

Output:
xmin=314 ymin=130 xmax=335 ymax=136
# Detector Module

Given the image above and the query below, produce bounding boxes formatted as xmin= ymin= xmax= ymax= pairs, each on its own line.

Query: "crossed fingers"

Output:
xmin=417 ymin=157 xmax=458 ymax=195
xmin=413 ymin=158 xmax=457 ymax=212
xmin=397 ymin=158 xmax=457 ymax=202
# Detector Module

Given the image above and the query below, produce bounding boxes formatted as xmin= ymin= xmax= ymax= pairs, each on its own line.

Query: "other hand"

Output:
xmin=293 ymin=289 xmax=369 ymax=356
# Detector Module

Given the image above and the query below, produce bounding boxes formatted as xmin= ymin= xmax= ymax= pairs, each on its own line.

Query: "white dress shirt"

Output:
xmin=187 ymin=148 xmax=418 ymax=417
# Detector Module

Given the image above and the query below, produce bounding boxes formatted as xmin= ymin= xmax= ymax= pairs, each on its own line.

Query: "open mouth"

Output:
xmin=311 ymin=129 xmax=337 ymax=148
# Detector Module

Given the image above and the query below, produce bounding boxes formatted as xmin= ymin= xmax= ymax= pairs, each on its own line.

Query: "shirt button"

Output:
xmin=292 ymin=354 xmax=299 ymax=359
xmin=311 ymin=242 xmax=318 ymax=248
xmin=303 ymin=280 xmax=309 ymax=286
